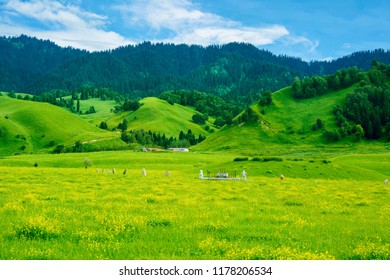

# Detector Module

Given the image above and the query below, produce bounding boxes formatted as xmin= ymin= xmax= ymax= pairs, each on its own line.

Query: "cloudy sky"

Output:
xmin=0 ymin=0 xmax=389 ymax=60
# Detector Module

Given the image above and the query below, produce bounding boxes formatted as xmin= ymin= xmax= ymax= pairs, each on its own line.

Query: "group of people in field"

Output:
xmin=95 ymin=167 xmax=173 ymax=177
xmin=93 ymin=167 xmax=293 ymax=183
xmin=94 ymin=167 xmax=390 ymax=185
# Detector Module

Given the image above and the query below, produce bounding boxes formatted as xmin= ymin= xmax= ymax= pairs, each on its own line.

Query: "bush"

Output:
xmin=47 ymin=140 xmax=56 ymax=147
xmin=263 ymin=157 xmax=283 ymax=162
xmin=123 ymin=99 xmax=141 ymax=111
xmin=323 ymin=130 xmax=341 ymax=141
xmin=192 ymin=113 xmax=207 ymax=125
xmin=8 ymin=91 xmax=16 ymax=98
xmin=233 ymin=157 xmax=249 ymax=162
xmin=259 ymin=90 xmax=273 ymax=106
xmin=53 ymin=145 xmax=65 ymax=154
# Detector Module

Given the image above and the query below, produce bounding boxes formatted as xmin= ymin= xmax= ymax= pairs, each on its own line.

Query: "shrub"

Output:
xmin=234 ymin=157 xmax=249 ymax=162
xmin=192 ymin=113 xmax=207 ymax=125
xmin=53 ymin=145 xmax=65 ymax=154
xmin=47 ymin=140 xmax=56 ymax=147
xmin=263 ymin=157 xmax=283 ymax=162
xmin=259 ymin=90 xmax=272 ymax=106
xmin=323 ymin=130 xmax=341 ymax=141
xmin=8 ymin=91 xmax=16 ymax=98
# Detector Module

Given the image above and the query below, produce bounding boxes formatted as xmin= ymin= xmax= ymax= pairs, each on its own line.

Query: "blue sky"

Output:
xmin=0 ymin=0 xmax=389 ymax=60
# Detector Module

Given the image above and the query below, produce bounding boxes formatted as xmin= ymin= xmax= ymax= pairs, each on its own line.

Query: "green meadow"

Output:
xmin=0 ymin=151 xmax=389 ymax=260
xmin=1 ymin=86 xmax=390 ymax=260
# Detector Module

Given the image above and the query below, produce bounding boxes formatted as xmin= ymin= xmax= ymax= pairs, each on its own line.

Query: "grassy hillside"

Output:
xmin=78 ymin=98 xmax=119 ymax=126
xmin=106 ymin=97 xmax=216 ymax=137
xmin=56 ymin=95 xmax=119 ymax=126
xmin=195 ymin=85 xmax=359 ymax=154
xmin=0 ymin=96 xmax=116 ymax=155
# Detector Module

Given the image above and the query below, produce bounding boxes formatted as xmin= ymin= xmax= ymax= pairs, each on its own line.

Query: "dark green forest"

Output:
xmin=291 ymin=61 xmax=390 ymax=141
xmin=2 ymin=35 xmax=390 ymax=110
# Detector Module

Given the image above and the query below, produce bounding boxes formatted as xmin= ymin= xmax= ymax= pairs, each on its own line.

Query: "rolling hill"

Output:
xmin=194 ymin=85 xmax=361 ymax=155
xmin=69 ymin=96 xmax=217 ymax=137
xmin=0 ymin=95 xmax=116 ymax=156
xmin=0 ymin=95 xmax=217 ymax=155
xmin=105 ymin=97 xmax=216 ymax=137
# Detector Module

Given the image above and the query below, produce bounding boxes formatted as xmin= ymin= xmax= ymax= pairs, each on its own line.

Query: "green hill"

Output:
xmin=0 ymin=96 xmax=116 ymax=156
xmin=195 ymin=85 xmax=358 ymax=154
xmin=106 ymin=97 xmax=216 ymax=137
xmin=73 ymin=97 xmax=119 ymax=126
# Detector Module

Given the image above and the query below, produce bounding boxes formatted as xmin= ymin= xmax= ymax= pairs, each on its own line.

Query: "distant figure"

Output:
xmin=280 ymin=174 xmax=285 ymax=181
xmin=112 ymin=168 xmax=116 ymax=174
xmin=385 ymin=179 xmax=389 ymax=185
xmin=199 ymin=170 xmax=204 ymax=179
xmin=241 ymin=170 xmax=247 ymax=180
xmin=165 ymin=171 xmax=171 ymax=176
xmin=123 ymin=169 xmax=127 ymax=175
xmin=142 ymin=168 xmax=147 ymax=176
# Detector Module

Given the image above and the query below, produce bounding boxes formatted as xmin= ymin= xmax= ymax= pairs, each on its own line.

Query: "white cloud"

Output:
xmin=0 ymin=0 xmax=319 ymax=55
xmin=168 ymin=26 xmax=289 ymax=46
xmin=282 ymin=35 xmax=320 ymax=53
xmin=116 ymin=0 xmax=291 ymax=47
xmin=0 ymin=0 xmax=134 ymax=50
xmin=118 ymin=0 xmax=226 ymax=31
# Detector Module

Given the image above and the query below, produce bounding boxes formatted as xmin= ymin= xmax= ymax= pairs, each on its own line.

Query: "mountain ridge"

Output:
xmin=1 ymin=35 xmax=390 ymax=108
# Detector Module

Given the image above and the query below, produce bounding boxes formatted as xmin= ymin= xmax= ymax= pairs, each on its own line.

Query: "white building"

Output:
xmin=168 ymin=148 xmax=189 ymax=152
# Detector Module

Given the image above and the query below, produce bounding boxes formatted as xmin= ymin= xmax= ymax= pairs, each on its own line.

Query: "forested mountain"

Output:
xmin=0 ymin=35 xmax=86 ymax=93
xmin=1 ymin=35 xmax=390 ymax=108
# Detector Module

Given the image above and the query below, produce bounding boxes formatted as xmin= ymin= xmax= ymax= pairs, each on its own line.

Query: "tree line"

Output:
xmin=7 ymin=84 xmax=140 ymax=115
xmin=120 ymin=129 xmax=206 ymax=149
xmin=334 ymin=62 xmax=390 ymax=140
xmin=159 ymin=89 xmax=238 ymax=127
xmin=291 ymin=66 xmax=363 ymax=99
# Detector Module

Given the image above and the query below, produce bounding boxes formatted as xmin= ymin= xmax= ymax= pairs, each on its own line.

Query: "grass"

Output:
xmin=78 ymin=98 xmax=119 ymax=126
xmin=0 ymin=151 xmax=389 ymax=260
xmin=1 ymin=95 xmax=217 ymax=156
xmin=106 ymin=97 xmax=216 ymax=138
xmin=196 ymin=85 xmax=357 ymax=153
xmin=0 ymin=96 xmax=116 ymax=155
xmin=1 ymin=86 xmax=390 ymax=260
xmin=63 ymin=96 xmax=217 ymax=137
